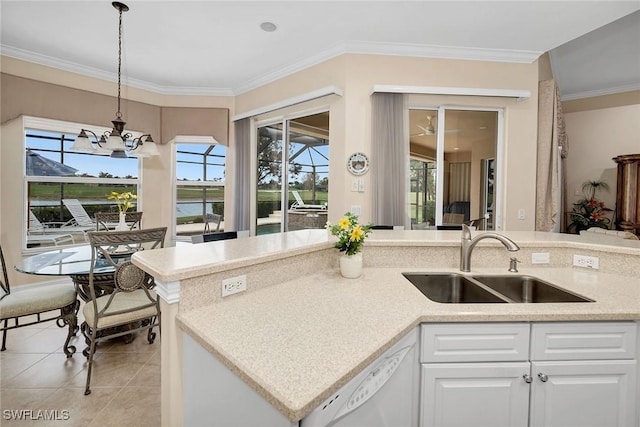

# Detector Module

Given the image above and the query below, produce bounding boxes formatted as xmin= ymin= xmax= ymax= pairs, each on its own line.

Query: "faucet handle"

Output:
xmin=509 ymin=257 xmax=520 ymax=273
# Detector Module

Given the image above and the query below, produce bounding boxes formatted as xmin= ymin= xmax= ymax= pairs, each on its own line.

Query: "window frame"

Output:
xmin=22 ymin=116 xmax=141 ymax=253
xmin=171 ymin=136 xmax=226 ymax=241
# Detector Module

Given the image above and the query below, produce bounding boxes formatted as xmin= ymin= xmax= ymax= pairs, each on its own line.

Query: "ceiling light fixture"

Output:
xmin=71 ymin=2 xmax=158 ymax=158
xmin=260 ymin=21 xmax=277 ymax=32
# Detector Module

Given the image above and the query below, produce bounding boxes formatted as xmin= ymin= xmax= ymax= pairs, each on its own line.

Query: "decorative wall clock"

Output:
xmin=347 ymin=152 xmax=369 ymax=175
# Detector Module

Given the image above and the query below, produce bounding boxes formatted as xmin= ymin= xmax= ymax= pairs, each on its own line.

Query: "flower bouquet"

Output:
xmin=326 ymin=212 xmax=373 ymax=278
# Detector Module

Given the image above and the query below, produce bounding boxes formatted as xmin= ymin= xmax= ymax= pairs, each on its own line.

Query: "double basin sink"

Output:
xmin=403 ymin=273 xmax=594 ymax=304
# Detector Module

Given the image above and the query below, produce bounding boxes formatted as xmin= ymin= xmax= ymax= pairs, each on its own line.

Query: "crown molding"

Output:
xmin=345 ymin=40 xmax=542 ymax=63
xmin=1 ymin=45 xmax=234 ymax=97
xmin=560 ymin=82 xmax=640 ymax=101
xmin=3 ymin=41 xmax=540 ymax=97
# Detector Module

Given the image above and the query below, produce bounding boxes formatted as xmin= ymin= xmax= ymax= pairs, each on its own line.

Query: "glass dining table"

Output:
xmin=15 ymin=245 xmax=139 ymax=302
xmin=15 ymin=243 xmax=167 ymax=348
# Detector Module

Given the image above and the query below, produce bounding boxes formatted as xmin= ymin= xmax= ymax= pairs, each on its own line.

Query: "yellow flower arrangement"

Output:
xmin=107 ymin=191 xmax=137 ymax=214
xmin=326 ymin=212 xmax=373 ymax=256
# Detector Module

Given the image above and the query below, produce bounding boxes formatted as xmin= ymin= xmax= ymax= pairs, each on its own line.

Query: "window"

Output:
xmin=24 ymin=121 xmax=139 ymax=250
xmin=174 ymin=141 xmax=226 ymax=238
xmin=409 ymin=108 xmax=501 ymax=230
xmin=255 ymin=111 xmax=329 ymax=235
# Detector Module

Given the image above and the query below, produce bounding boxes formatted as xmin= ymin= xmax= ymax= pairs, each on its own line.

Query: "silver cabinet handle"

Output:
xmin=538 ymin=373 xmax=548 ymax=382
xmin=523 ymin=374 xmax=533 ymax=383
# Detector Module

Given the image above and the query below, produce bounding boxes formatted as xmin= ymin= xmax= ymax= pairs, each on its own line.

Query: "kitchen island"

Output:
xmin=132 ymin=229 xmax=640 ymax=426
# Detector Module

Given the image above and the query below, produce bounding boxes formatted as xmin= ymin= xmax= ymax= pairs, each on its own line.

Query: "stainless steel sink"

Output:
xmin=403 ymin=273 xmax=594 ymax=304
xmin=402 ymin=273 xmax=509 ymax=304
xmin=471 ymin=275 xmax=594 ymax=303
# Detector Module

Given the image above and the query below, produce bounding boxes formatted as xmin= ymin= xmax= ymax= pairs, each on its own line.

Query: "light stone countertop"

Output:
xmin=175 ymin=265 xmax=640 ymax=421
xmin=133 ymin=229 xmax=640 ymax=422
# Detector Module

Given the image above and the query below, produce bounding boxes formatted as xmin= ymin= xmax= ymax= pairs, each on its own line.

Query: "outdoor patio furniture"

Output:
xmin=62 ymin=199 xmax=98 ymax=228
xmin=290 ymin=190 xmax=326 ymax=210
xmin=27 ymin=210 xmax=79 ymax=246
xmin=0 ymin=243 xmax=78 ymax=357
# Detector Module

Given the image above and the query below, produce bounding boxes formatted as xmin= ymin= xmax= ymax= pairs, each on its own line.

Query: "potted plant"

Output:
xmin=107 ymin=191 xmax=137 ymax=231
xmin=326 ymin=212 xmax=373 ymax=278
xmin=567 ymin=180 xmax=612 ymax=234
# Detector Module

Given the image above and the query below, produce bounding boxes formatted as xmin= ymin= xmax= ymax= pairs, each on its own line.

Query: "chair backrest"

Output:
xmin=28 ymin=210 xmax=45 ymax=233
xmin=86 ymin=227 xmax=167 ymax=317
xmin=203 ymin=213 xmax=222 ymax=233
xmin=443 ymin=213 xmax=465 ymax=224
xmin=0 ymin=244 xmax=10 ymax=299
xmin=291 ymin=191 xmax=305 ymax=205
xmin=62 ymin=199 xmax=95 ymax=227
xmin=191 ymin=231 xmax=237 ymax=244
xmin=436 ymin=225 xmax=463 ymax=230
xmin=95 ymin=212 xmax=143 ymax=231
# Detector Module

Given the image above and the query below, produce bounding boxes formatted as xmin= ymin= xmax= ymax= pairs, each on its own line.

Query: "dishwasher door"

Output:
xmin=302 ymin=328 xmax=419 ymax=427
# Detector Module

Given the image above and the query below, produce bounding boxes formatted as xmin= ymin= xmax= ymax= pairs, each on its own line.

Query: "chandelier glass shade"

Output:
xmin=71 ymin=2 xmax=158 ymax=158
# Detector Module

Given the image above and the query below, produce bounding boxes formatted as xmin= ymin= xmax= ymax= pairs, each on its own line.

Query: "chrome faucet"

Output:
xmin=460 ymin=224 xmax=520 ymax=272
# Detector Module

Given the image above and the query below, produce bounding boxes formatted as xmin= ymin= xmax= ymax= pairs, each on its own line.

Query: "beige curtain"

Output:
xmin=233 ymin=118 xmax=251 ymax=231
xmin=449 ymin=162 xmax=471 ymax=202
xmin=536 ymin=80 xmax=569 ymax=232
xmin=371 ymin=93 xmax=408 ymax=227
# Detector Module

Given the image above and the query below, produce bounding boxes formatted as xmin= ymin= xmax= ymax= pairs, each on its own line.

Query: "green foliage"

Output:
xmin=568 ymin=180 xmax=612 ymax=233
xmin=326 ymin=212 xmax=373 ymax=256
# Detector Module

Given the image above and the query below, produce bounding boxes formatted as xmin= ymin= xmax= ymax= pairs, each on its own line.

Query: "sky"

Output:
xmin=26 ymin=131 xmax=227 ymax=181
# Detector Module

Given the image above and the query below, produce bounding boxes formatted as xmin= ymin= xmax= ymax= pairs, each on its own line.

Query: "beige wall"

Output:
xmin=236 ymin=54 xmax=540 ymax=230
xmin=1 ymin=59 xmax=234 ymax=285
xmin=564 ymin=100 xmax=640 ymax=218
xmin=3 ymin=52 xmax=542 ymax=283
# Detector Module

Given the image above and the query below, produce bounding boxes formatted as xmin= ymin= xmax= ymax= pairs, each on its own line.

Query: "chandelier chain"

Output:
xmin=116 ymin=4 xmax=123 ymax=119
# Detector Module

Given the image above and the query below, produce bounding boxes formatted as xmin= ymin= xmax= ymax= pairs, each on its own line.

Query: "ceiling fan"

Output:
xmin=411 ymin=116 xmax=462 ymax=137
xmin=413 ymin=116 xmax=436 ymax=136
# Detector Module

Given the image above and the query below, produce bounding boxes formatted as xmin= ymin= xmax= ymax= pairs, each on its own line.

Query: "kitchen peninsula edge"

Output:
xmin=131 ymin=229 xmax=640 ymax=426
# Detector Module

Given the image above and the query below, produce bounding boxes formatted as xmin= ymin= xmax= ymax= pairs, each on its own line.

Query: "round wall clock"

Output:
xmin=347 ymin=152 xmax=369 ymax=175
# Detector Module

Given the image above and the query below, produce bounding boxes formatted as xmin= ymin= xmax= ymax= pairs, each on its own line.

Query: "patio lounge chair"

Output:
xmin=62 ymin=199 xmax=97 ymax=228
xmin=290 ymin=191 xmax=326 ymax=210
xmin=27 ymin=210 xmax=76 ymax=246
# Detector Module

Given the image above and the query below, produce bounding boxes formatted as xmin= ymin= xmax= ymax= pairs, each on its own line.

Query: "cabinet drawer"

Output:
xmin=421 ymin=323 xmax=530 ymax=363
xmin=531 ymin=322 xmax=637 ymax=361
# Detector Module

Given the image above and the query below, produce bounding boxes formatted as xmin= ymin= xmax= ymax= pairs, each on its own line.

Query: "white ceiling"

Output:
xmin=1 ymin=1 xmax=639 ymax=97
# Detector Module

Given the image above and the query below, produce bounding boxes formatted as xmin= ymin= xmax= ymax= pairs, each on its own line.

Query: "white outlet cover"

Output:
xmin=531 ymin=252 xmax=550 ymax=264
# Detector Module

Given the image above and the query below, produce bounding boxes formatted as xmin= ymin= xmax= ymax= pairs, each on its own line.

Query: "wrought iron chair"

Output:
xmin=203 ymin=213 xmax=222 ymax=233
xmin=0 ymin=243 xmax=78 ymax=357
xmin=82 ymin=227 xmax=166 ymax=395
xmin=95 ymin=212 xmax=143 ymax=231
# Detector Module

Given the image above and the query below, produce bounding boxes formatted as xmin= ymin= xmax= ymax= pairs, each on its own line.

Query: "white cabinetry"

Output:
xmin=419 ymin=322 xmax=638 ymax=427
xmin=529 ymin=322 xmax=637 ymax=427
xmin=420 ymin=323 xmax=531 ymax=427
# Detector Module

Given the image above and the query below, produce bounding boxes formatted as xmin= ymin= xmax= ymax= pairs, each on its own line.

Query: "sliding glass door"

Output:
xmin=255 ymin=112 xmax=329 ymax=235
xmin=409 ymin=107 xmax=500 ymax=230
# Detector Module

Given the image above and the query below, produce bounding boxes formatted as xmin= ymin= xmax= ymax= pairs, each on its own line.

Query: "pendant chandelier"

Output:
xmin=71 ymin=2 xmax=158 ymax=158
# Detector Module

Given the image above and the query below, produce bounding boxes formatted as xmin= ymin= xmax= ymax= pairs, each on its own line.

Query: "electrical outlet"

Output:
xmin=573 ymin=254 xmax=599 ymax=269
xmin=222 ymin=275 xmax=247 ymax=297
xmin=517 ymin=209 xmax=526 ymax=220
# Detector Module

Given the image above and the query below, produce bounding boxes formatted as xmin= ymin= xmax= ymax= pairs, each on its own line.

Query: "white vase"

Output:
xmin=340 ymin=252 xmax=363 ymax=279
xmin=115 ymin=212 xmax=128 ymax=231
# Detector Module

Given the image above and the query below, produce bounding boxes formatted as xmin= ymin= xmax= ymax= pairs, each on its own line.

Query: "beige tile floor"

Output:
xmin=0 ymin=310 xmax=160 ymax=427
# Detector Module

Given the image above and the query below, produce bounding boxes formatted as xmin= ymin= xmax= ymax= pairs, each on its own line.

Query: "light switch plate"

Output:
xmin=531 ymin=252 xmax=550 ymax=264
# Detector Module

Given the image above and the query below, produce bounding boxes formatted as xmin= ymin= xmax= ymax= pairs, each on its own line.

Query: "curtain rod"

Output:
xmin=232 ymin=86 xmax=343 ymax=121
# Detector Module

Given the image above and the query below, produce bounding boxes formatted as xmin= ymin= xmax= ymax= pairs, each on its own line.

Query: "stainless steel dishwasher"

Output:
xmin=301 ymin=328 xmax=419 ymax=427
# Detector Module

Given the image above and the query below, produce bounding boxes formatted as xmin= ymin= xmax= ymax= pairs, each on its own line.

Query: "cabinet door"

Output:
xmin=530 ymin=360 xmax=637 ymax=427
xmin=420 ymin=362 xmax=530 ymax=427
